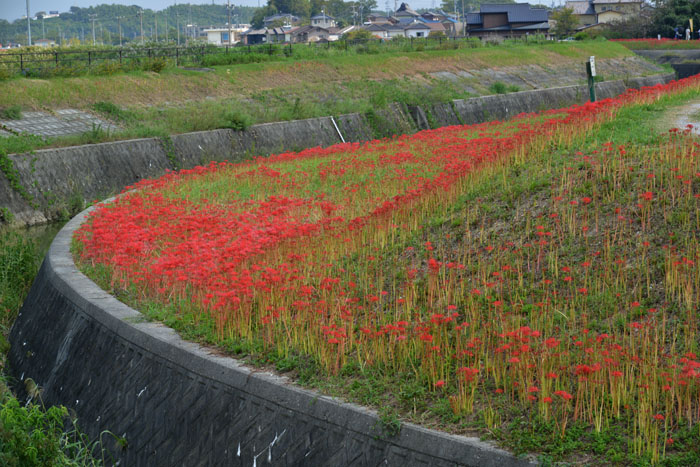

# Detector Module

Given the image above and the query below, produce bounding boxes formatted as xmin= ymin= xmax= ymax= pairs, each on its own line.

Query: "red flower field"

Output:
xmin=75 ymin=76 xmax=700 ymax=463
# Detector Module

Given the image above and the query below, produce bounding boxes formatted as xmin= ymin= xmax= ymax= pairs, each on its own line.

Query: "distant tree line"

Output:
xmin=0 ymin=4 xmax=257 ymax=46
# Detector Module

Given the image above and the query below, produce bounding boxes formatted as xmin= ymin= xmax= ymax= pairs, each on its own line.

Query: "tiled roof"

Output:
xmin=396 ymin=2 xmax=420 ymax=16
xmin=426 ymin=22 xmax=446 ymax=31
xmin=466 ymin=13 xmax=482 ymax=24
xmin=405 ymin=22 xmax=430 ymax=29
xmin=479 ymin=4 xmax=549 ymax=22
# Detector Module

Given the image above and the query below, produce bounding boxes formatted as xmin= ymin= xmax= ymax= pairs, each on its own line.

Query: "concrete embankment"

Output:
xmin=0 ymin=73 xmax=673 ymax=227
xmin=9 ymin=210 xmax=537 ymax=466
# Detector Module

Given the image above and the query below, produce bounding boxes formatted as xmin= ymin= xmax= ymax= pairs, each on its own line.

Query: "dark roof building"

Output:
xmin=263 ymin=13 xmax=300 ymax=27
xmin=395 ymin=2 xmax=420 ymax=17
xmin=467 ymin=3 xmax=549 ymax=37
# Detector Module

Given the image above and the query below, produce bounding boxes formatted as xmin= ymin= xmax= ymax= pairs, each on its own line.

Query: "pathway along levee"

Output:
xmin=9 ymin=208 xmax=537 ymax=466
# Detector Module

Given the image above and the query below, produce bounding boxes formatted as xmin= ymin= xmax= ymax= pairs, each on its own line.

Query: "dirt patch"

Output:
xmin=668 ymin=99 xmax=700 ymax=133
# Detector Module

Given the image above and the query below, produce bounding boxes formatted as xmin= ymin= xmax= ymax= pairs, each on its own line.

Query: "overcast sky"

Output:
xmin=1 ymin=0 xmax=556 ymax=22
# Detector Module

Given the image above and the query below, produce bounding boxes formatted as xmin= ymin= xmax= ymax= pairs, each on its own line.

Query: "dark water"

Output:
xmin=4 ymin=221 xmax=66 ymax=260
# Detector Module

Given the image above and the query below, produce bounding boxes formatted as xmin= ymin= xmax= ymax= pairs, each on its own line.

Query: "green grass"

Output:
xmin=0 ymin=227 xmax=106 ymax=466
xmin=617 ymin=40 xmax=700 ymax=50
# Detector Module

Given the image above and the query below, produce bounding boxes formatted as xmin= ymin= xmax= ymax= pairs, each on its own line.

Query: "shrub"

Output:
xmin=142 ymin=57 xmax=168 ymax=73
xmin=0 ymin=68 xmax=14 ymax=81
xmin=489 ymin=81 xmax=507 ymax=94
xmin=92 ymin=61 xmax=123 ymax=76
xmin=0 ymin=106 xmax=22 ymax=120
xmin=0 ymin=231 xmax=38 ymax=324
xmin=92 ymin=101 xmax=134 ymax=123
xmin=223 ymin=109 xmax=253 ymax=131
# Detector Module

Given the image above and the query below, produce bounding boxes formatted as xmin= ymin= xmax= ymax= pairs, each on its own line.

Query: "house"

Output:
xmin=364 ymin=23 xmax=389 ymax=39
xmin=242 ymin=28 xmax=268 ymax=44
xmin=421 ymin=11 xmax=445 ymax=21
xmin=327 ymin=25 xmax=355 ymax=41
xmin=203 ymin=25 xmax=250 ymax=45
xmin=565 ymin=1 xmax=597 ymax=27
xmin=366 ymin=14 xmax=394 ymax=25
xmin=290 ymin=25 xmax=331 ymax=42
xmin=466 ymin=4 xmax=549 ymax=38
xmin=34 ymin=38 xmax=57 ymax=47
xmin=263 ymin=13 xmax=300 ymax=27
xmin=385 ymin=23 xmax=409 ymax=38
xmin=593 ymin=0 xmax=643 ymax=23
xmin=395 ymin=2 xmax=421 ymax=19
xmin=311 ymin=13 xmax=336 ymax=29
xmin=267 ymin=27 xmax=293 ymax=43
xmin=425 ymin=22 xmax=447 ymax=35
xmin=566 ymin=0 xmax=643 ymax=28
xmin=404 ymin=22 xmax=431 ymax=37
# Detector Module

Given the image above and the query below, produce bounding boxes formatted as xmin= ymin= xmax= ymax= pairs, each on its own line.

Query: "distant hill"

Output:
xmin=0 ymin=4 xmax=258 ymax=46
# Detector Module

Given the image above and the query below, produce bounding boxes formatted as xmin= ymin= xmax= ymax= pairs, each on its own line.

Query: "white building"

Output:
xmin=203 ymin=25 xmax=250 ymax=45
xmin=310 ymin=13 xmax=336 ymax=29
xmin=34 ymin=38 xmax=57 ymax=47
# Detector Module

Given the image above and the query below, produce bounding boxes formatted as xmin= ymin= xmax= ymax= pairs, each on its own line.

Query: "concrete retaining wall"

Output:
xmin=8 ymin=210 xmax=536 ymax=467
xmin=0 ymin=73 xmax=674 ymax=227
xmin=633 ymin=49 xmax=700 ymax=65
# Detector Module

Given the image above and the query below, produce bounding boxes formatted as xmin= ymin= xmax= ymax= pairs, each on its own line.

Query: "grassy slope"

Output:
xmin=0 ymin=41 xmax=631 ymax=111
xmin=0 ymin=41 xmax=646 ymax=155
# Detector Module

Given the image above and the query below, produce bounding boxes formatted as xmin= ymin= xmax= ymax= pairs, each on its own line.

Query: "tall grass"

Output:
xmin=0 ymin=229 xmax=105 ymax=466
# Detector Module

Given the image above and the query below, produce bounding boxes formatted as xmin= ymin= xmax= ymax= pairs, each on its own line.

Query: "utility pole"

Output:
xmin=42 ymin=15 xmax=45 ymax=39
xmin=117 ymin=16 xmax=123 ymax=46
xmin=26 ymin=0 xmax=31 ymax=46
xmin=139 ymin=8 xmax=144 ymax=45
xmin=155 ymin=11 xmax=158 ymax=42
xmin=176 ymin=1 xmax=180 ymax=45
xmin=227 ymin=0 xmax=232 ymax=45
xmin=89 ymin=14 xmax=97 ymax=45
xmin=461 ymin=0 xmax=465 ymax=36
xmin=165 ymin=16 xmax=168 ymax=42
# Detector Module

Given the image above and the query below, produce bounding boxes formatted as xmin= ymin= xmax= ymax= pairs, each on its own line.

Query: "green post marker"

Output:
xmin=586 ymin=56 xmax=597 ymax=102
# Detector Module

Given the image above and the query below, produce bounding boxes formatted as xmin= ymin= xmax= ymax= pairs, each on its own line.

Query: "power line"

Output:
xmin=138 ymin=8 xmax=144 ymax=45
xmin=117 ymin=16 xmax=123 ymax=46
xmin=89 ymin=13 xmax=97 ymax=45
xmin=26 ymin=0 xmax=31 ymax=46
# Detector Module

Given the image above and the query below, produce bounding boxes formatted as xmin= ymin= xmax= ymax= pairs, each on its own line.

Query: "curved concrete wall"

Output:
xmin=0 ymin=73 xmax=674 ymax=227
xmin=9 ymin=209 xmax=536 ymax=466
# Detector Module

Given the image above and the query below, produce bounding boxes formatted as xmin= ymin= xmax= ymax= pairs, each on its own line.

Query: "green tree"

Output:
xmin=343 ymin=27 xmax=374 ymax=41
xmin=269 ymin=0 xmax=311 ymax=18
xmin=251 ymin=5 xmax=278 ymax=28
xmin=650 ymin=0 xmax=700 ymax=38
xmin=550 ymin=7 xmax=578 ymax=38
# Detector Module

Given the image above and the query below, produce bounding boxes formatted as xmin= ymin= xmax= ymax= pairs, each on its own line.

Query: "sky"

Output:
xmin=0 ymin=0 xmax=558 ymax=22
